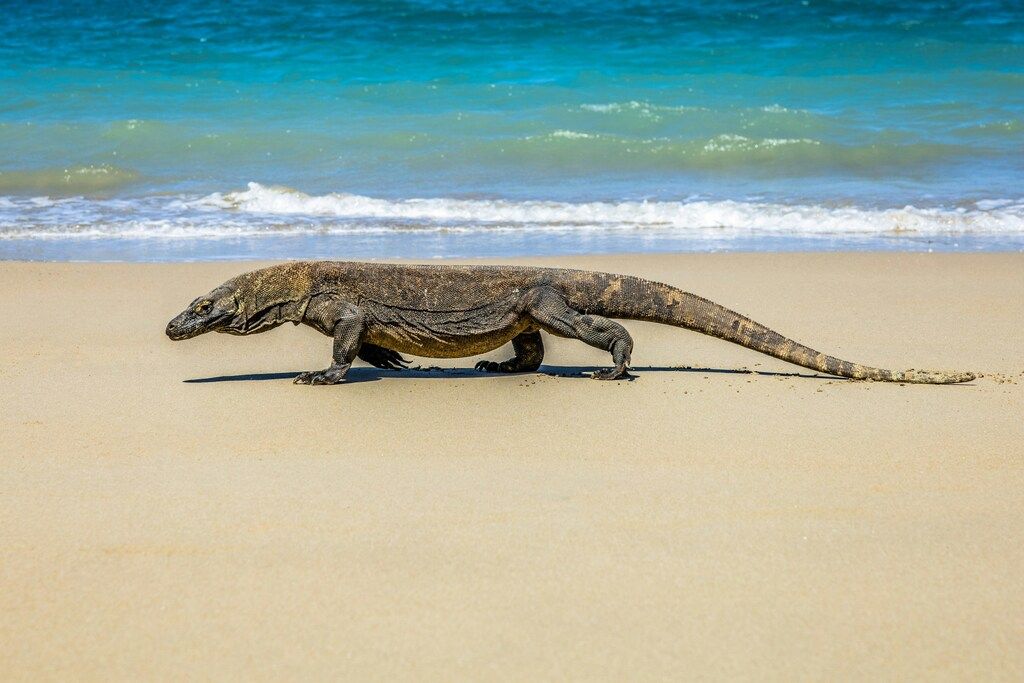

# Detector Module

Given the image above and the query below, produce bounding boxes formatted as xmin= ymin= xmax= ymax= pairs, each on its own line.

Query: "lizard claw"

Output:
xmin=294 ymin=366 xmax=349 ymax=385
xmin=358 ymin=344 xmax=411 ymax=371
xmin=591 ymin=367 xmax=633 ymax=381
xmin=387 ymin=355 xmax=412 ymax=370
xmin=475 ymin=360 xmax=502 ymax=373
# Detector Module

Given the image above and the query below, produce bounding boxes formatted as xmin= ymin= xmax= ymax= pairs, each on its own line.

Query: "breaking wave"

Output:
xmin=1 ymin=182 xmax=1023 ymax=241
xmin=195 ymin=183 xmax=1024 ymax=234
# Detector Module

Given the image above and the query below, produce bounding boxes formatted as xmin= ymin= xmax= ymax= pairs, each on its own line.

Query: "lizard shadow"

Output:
xmin=542 ymin=365 xmax=835 ymax=380
xmin=185 ymin=367 xmax=503 ymax=384
xmin=184 ymin=367 xmax=485 ymax=384
xmin=184 ymin=365 xmax=835 ymax=383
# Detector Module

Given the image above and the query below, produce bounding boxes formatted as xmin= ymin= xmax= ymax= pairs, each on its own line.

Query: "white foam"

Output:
xmin=761 ymin=104 xmax=810 ymax=114
xmin=580 ymin=101 xmax=706 ymax=116
xmin=190 ymin=183 xmax=1024 ymax=234
xmin=702 ymin=134 xmax=820 ymax=153
xmin=975 ymin=198 xmax=1022 ymax=210
xmin=549 ymin=129 xmax=597 ymax=139
xmin=2 ymin=183 xmax=1024 ymax=240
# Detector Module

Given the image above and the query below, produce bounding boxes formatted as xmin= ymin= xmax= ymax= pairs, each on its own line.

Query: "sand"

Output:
xmin=1 ymin=252 xmax=1022 ymax=680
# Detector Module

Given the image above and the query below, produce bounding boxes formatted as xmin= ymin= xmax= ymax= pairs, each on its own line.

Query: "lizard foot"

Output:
xmin=591 ymin=366 xmax=633 ymax=381
xmin=359 ymin=344 xmax=410 ymax=370
xmin=475 ymin=360 xmax=529 ymax=373
xmin=294 ymin=365 xmax=349 ymax=385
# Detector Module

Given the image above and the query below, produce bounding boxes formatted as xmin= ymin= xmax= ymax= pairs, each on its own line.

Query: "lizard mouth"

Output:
xmin=165 ymin=311 xmax=214 ymax=340
xmin=166 ymin=308 xmax=235 ymax=340
xmin=165 ymin=319 xmax=206 ymax=340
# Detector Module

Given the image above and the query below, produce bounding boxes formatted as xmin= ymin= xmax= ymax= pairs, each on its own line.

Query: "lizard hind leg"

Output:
xmin=475 ymin=331 xmax=544 ymax=374
xmin=526 ymin=288 xmax=634 ymax=380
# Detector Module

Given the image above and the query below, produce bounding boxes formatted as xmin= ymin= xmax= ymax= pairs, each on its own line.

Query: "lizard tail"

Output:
xmin=572 ymin=274 xmax=975 ymax=384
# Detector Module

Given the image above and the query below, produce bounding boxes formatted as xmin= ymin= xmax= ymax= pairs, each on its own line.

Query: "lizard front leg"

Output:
xmin=294 ymin=301 xmax=366 ymax=386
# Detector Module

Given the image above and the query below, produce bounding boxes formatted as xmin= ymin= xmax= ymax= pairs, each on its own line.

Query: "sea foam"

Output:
xmin=2 ymin=183 xmax=1022 ymax=242
xmin=188 ymin=183 xmax=1024 ymax=235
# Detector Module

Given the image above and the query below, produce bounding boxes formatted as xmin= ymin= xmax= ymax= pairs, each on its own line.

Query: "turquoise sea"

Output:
xmin=1 ymin=0 xmax=1023 ymax=260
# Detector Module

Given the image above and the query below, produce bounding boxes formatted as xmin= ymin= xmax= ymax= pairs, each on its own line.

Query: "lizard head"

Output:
xmin=165 ymin=285 xmax=240 ymax=340
xmin=167 ymin=263 xmax=315 ymax=340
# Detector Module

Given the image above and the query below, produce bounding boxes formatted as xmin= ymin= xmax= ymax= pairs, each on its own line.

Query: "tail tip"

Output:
xmin=900 ymin=369 xmax=977 ymax=384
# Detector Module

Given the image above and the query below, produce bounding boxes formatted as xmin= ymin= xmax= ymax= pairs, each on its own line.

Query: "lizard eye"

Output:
xmin=195 ymin=300 xmax=212 ymax=314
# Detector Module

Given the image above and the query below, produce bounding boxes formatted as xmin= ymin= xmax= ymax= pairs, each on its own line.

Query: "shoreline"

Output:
xmin=2 ymin=252 xmax=1021 ymax=679
xmin=3 ymin=233 xmax=1024 ymax=263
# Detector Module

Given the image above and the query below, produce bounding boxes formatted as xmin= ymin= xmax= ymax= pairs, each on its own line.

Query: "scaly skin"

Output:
xmin=165 ymin=261 xmax=976 ymax=385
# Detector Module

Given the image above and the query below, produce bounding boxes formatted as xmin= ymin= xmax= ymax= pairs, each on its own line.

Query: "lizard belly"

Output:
xmin=366 ymin=323 xmax=528 ymax=358
xmin=361 ymin=293 xmax=530 ymax=359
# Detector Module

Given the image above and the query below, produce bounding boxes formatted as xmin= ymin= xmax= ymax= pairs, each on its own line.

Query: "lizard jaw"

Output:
xmin=165 ymin=317 xmax=208 ymax=340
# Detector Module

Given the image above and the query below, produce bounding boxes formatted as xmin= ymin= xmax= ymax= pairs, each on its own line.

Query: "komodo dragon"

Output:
xmin=165 ymin=261 xmax=975 ymax=385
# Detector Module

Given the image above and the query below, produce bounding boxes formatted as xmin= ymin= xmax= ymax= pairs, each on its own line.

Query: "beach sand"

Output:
xmin=1 ymin=252 xmax=1021 ymax=680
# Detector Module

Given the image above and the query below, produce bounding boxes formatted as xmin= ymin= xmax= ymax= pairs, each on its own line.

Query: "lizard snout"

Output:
xmin=166 ymin=312 xmax=205 ymax=340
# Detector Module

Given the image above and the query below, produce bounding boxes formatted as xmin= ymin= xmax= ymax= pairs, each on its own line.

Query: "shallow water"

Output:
xmin=1 ymin=0 xmax=1022 ymax=259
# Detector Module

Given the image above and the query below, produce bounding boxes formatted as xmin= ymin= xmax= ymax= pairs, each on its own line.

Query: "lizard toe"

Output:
xmin=296 ymin=367 xmax=348 ymax=385
xmin=591 ymin=367 xmax=633 ymax=381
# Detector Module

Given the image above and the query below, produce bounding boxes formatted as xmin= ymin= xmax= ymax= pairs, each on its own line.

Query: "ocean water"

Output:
xmin=1 ymin=0 xmax=1023 ymax=260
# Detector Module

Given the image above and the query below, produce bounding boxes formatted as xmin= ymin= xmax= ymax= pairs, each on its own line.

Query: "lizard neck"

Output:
xmin=232 ymin=264 xmax=318 ymax=334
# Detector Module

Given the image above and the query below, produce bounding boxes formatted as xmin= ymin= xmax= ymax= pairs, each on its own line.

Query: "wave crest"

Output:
xmin=189 ymin=183 xmax=1024 ymax=233
xmin=2 ymin=183 xmax=1023 ymax=241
